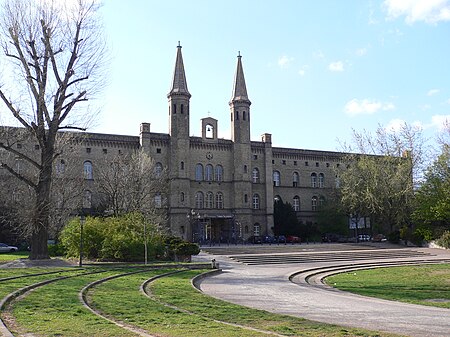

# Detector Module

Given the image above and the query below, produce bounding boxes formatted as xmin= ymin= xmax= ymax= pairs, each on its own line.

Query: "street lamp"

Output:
xmin=79 ymin=214 xmax=86 ymax=267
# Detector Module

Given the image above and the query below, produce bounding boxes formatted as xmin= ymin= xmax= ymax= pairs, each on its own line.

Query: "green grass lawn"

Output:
xmin=1 ymin=266 xmax=399 ymax=337
xmin=325 ymin=263 xmax=450 ymax=309
xmin=0 ymin=251 xmax=29 ymax=262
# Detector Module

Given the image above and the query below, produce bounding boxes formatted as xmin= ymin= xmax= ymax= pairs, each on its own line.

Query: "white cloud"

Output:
xmin=329 ymin=61 xmax=344 ymax=72
xmin=344 ymin=99 xmax=395 ymax=116
xmin=430 ymin=114 xmax=450 ymax=130
xmin=384 ymin=0 xmax=450 ymax=24
xmin=278 ymin=55 xmax=294 ymax=69
xmin=385 ymin=118 xmax=407 ymax=132
xmin=427 ymin=88 xmax=440 ymax=96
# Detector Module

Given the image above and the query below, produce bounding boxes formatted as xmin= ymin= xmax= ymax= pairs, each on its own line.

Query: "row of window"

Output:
xmin=270 ymin=170 xmax=325 ymax=188
xmin=193 ymin=192 xmax=325 ymax=211
xmin=194 ymin=192 xmax=224 ymax=209
xmin=195 ymin=164 xmax=223 ymax=182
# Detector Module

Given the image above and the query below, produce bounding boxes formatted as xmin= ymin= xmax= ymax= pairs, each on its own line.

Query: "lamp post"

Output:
xmin=79 ymin=214 xmax=86 ymax=267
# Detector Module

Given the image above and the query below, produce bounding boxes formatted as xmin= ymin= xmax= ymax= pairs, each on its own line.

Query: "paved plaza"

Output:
xmin=194 ymin=243 xmax=450 ymax=337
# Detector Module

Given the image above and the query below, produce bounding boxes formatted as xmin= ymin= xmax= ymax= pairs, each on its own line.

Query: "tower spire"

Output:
xmin=168 ymin=43 xmax=191 ymax=98
xmin=230 ymin=52 xmax=250 ymax=105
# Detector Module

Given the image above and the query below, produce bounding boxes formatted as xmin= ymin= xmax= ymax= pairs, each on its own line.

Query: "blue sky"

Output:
xmin=3 ymin=0 xmax=450 ymax=152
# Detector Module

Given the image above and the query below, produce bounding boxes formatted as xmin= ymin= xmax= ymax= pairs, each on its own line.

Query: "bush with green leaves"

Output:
xmin=60 ymin=212 xmax=165 ymax=262
xmin=436 ymin=231 xmax=450 ymax=249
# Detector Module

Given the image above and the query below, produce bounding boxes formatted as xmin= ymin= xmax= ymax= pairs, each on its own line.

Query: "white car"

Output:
xmin=0 ymin=243 xmax=18 ymax=252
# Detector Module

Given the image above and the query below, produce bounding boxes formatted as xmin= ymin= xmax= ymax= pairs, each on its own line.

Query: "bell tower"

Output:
xmin=230 ymin=52 xmax=253 ymax=233
xmin=167 ymin=43 xmax=191 ymax=239
xmin=168 ymin=42 xmax=191 ymax=139
xmin=230 ymin=52 xmax=251 ymax=143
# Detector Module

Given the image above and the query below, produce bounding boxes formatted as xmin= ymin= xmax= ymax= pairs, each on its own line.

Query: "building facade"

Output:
xmin=1 ymin=45 xmax=346 ymax=243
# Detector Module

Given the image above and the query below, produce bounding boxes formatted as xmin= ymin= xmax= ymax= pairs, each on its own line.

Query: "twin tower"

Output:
xmin=167 ymin=44 xmax=251 ymax=144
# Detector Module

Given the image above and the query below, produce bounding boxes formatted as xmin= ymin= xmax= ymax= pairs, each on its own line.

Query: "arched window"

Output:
xmin=56 ymin=159 xmax=66 ymax=175
xmin=273 ymin=171 xmax=280 ymax=187
xmin=155 ymin=162 xmax=163 ymax=177
xmin=83 ymin=161 xmax=93 ymax=180
xmin=252 ymin=168 xmax=260 ymax=183
xmin=83 ymin=190 xmax=92 ymax=208
xmin=180 ymin=192 xmax=185 ymax=202
xmin=244 ymin=165 xmax=248 ymax=173
xmin=252 ymin=194 xmax=260 ymax=209
xmin=235 ymin=110 xmax=239 ymax=120
xmin=215 ymin=165 xmax=223 ymax=182
xmin=205 ymin=164 xmax=213 ymax=182
xmin=205 ymin=192 xmax=214 ymax=208
xmin=216 ymin=192 xmax=224 ymax=209
xmin=173 ymin=104 xmax=177 ymax=114
xmin=195 ymin=191 xmax=204 ymax=209
xmin=244 ymin=225 xmax=249 ymax=234
xmin=312 ymin=196 xmax=318 ymax=211
xmin=195 ymin=164 xmax=203 ymax=181
xmin=318 ymin=173 xmax=324 ymax=188
xmin=154 ymin=193 xmax=162 ymax=208
xmin=244 ymin=194 xmax=248 ymax=203
xmin=180 ymin=161 xmax=184 ymax=170
xmin=293 ymin=172 xmax=299 ymax=187
xmin=311 ymin=173 xmax=317 ymax=188
xmin=181 ymin=104 xmax=184 ymax=114
xmin=253 ymin=223 xmax=260 ymax=236
xmin=243 ymin=111 xmax=246 ymax=121
xmin=206 ymin=124 xmax=214 ymax=138
xmin=293 ymin=196 xmax=300 ymax=211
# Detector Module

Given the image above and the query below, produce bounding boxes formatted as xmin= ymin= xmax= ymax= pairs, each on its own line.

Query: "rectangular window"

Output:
xmin=282 ymin=160 xmax=286 ymax=165
xmin=103 ymin=149 xmax=107 ymax=154
xmin=253 ymin=154 xmax=258 ymax=160
xmin=86 ymin=148 xmax=91 ymax=153
xmin=17 ymin=144 xmax=22 ymax=149
xmin=305 ymin=161 xmax=309 ymax=166
xmin=316 ymin=162 xmax=319 ymax=167
xmin=35 ymin=144 xmax=40 ymax=150
xmin=294 ymin=161 xmax=297 ymax=166
xmin=156 ymin=148 xmax=161 ymax=154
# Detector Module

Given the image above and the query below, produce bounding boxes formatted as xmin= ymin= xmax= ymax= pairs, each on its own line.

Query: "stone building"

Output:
xmin=0 ymin=45 xmax=346 ymax=243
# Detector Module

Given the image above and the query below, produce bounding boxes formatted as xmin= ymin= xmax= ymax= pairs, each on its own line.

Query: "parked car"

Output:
xmin=286 ymin=235 xmax=300 ymax=243
xmin=372 ymin=234 xmax=387 ymax=242
xmin=276 ymin=235 xmax=287 ymax=243
xmin=322 ymin=233 xmax=340 ymax=243
xmin=357 ymin=234 xmax=371 ymax=242
xmin=0 ymin=243 xmax=18 ymax=253
xmin=262 ymin=235 xmax=276 ymax=244
xmin=247 ymin=236 xmax=262 ymax=244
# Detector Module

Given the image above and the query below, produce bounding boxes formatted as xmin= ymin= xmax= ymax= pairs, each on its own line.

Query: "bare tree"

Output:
xmin=95 ymin=150 xmax=169 ymax=218
xmin=0 ymin=0 xmax=106 ymax=259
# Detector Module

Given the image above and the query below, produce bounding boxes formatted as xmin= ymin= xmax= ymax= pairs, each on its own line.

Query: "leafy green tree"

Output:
xmin=273 ymin=197 xmax=300 ymax=236
xmin=412 ymin=147 xmax=450 ymax=232
xmin=337 ymin=123 xmax=422 ymax=235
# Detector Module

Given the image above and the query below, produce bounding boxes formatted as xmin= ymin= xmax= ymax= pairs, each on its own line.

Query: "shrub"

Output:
xmin=436 ymin=231 xmax=450 ymax=249
xmin=60 ymin=212 xmax=166 ymax=262
xmin=48 ymin=243 xmax=66 ymax=257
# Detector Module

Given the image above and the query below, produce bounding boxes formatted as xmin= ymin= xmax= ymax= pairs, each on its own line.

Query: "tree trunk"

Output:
xmin=29 ymin=149 xmax=53 ymax=260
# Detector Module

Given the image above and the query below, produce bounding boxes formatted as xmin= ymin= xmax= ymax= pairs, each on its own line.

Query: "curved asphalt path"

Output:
xmin=194 ymin=244 xmax=450 ymax=337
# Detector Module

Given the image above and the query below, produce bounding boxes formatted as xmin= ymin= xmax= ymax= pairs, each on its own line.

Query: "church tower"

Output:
xmin=230 ymin=53 xmax=253 ymax=233
xmin=230 ymin=52 xmax=251 ymax=143
xmin=168 ymin=43 xmax=191 ymax=139
xmin=167 ymin=43 xmax=191 ymax=239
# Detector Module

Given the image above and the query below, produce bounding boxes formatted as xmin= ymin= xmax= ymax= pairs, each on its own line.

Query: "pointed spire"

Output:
xmin=168 ymin=43 xmax=191 ymax=98
xmin=230 ymin=52 xmax=251 ymax=105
